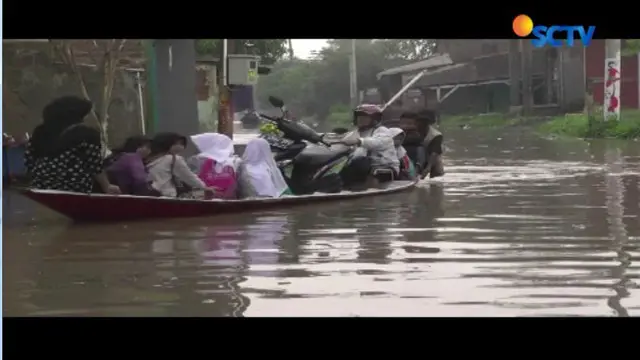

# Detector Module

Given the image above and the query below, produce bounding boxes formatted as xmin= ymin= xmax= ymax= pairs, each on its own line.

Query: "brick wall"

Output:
xmin=2 ymin=41 xmax=145 ymax=147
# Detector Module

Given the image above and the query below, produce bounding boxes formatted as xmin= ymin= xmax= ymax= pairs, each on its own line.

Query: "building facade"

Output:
xmin=585 ymin=40 xmax=639 ymax=109
xmin=379 ymin=39 xmax=640 ymax=115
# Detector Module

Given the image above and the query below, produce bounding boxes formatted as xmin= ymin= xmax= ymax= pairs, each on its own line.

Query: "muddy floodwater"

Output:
xmin=3 ymin=129 xmax=640 ymax=316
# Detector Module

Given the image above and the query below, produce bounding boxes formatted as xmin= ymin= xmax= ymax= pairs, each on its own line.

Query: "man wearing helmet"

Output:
xmin=339 ymin=104 xmax=399 ymax=187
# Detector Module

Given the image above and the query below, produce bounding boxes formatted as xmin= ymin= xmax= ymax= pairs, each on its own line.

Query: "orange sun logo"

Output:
xmin=513 ymin=14 xmax=534 ymax=37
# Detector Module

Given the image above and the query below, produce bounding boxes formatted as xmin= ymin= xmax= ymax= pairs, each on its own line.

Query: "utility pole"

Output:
xmin=144 ymin=40 xmax=159 ymax=133
xmin=521 ymin=39 xmax=533 ymax=115
xmin=604 ymin=39 xmax=622 ymax=122
xmin=508 ymin=40 xmax=521 ymax=111
xmin=218 ymin=39 xmax=235 ymax=138
xmin=288 ymin=39 xmax=294 ymax=60
xmin=349 ymin=39 xmax=358 ymax=107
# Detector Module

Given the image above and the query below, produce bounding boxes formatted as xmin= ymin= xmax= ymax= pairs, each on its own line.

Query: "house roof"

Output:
xmin=412 ymin=50 xmax=549 ymax=88
xmin=377 ymin=53 xmax=453 ymax=79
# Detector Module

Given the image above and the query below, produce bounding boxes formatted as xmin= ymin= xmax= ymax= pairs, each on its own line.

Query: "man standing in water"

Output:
xmin=399 ymin=109 xmax=444 ymax=179
xmin=418 ymin=109 xmax=444 ymax=178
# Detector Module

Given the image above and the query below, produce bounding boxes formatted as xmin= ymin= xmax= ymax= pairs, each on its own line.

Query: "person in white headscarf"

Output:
xmin=189 ymin=132 xmax=242 ymax=199
xmin=388 ymin=127 xmax=417 ymax=180
xmin=238 ymin=138 xmax=290 ymax=198
xmin=388 ymin=127 xmax=407 ymax=160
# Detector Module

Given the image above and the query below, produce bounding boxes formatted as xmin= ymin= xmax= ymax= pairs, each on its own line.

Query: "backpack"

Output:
xmin=399 ymin=154 xmax=417 ymax=180
xmin=404 ymin=144 xmax=426 ymax=173
xmin=198 ymin=158 xmax=237 ymax=199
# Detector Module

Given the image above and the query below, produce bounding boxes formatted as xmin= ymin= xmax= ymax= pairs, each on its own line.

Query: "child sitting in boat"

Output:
xmin=238 ymin=138 xmax=291 ymax=198
xmin=188 ymin=133 xmax=241 ymax=200
xmin=388 ymin=127 xmax=417 ymax=180
xmin=146 ymin=132 xmax=214 ymax=198
xmin=105 ymin=136 xmax=160 ymax=196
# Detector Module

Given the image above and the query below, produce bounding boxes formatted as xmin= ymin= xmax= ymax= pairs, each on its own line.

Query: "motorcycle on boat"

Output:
xmin=258 ymin=96 xmax=354 ymax=195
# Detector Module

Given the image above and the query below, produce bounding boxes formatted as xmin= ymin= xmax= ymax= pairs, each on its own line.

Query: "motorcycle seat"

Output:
xmin=295 ymin=145 xmax=350 ymax=167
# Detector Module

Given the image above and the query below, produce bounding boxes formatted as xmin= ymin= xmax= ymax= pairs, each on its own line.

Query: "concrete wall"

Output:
xmin=2 ymin=42 xmax=143 ymax=147
xmin=195 ymin=64 xmax=218 ymax=131
xmin=3 ymin=41 xmax=241 ymax=149
xmin=558 ymin=46 xmax=587 ymax=112
xmin=152 ymin=40 xmax=200 ymax=139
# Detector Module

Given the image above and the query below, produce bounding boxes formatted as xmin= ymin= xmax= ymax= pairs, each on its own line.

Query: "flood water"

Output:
xmin=3 ymin=129 xmax=640 ymax=317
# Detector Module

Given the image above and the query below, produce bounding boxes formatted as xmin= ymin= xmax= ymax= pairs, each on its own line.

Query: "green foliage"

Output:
xmin=256 ymin=59 xmax=319 ymax=115
xmin=255 ymin=39 xmax=436 ymax=127
xmin=324 ymin=104 xmax=352 ymax=129
xmin=623 ymin=39 xmax=640 ymax=56
xmin=329 ymin=103 xmax=351 ymax=113
xmin=259 ymin=122 xmax=282 ymax=136
xmin=195 ymin=39 xmax=288 ymax=65
xmin=373 ymin=39 xmax=437 ymax=60
xmin=538 ymin=109 xmax=640 ymax=139
xmin=326 ymin=112 xmax=352 ymax=129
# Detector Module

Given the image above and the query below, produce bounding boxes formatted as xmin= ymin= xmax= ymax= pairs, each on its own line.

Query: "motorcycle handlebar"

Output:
xmin=258 ymin=113 xmax=279 ymax=122
xmin=258 ymin=113 xmax=332 ymax=147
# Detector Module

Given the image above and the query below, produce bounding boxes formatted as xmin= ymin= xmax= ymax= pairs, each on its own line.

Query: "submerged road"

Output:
xmin=3 ymin=128 xmax=639 ymax=316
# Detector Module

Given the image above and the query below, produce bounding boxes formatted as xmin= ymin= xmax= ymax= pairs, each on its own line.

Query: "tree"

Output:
xmin=49 ymin=39 xmax=131 ymax=148
xmin=373 ymin=39 xmax=437 ymax=61
xmin=195 ymin=39 xmax=288 ymax=65
xmin=622 ymin=39 xmax=640 ymax=56
xmin=256 ymin=59 xmax=320 ymax=114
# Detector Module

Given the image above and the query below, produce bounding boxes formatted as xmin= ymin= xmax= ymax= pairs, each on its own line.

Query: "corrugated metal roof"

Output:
xmin=377 ymin=53 xmax=453 ymax=78
xmin=400 ymin=63 xmax=466 ymax=84
xmin=409 ymin=50 xmax=548 ymax=87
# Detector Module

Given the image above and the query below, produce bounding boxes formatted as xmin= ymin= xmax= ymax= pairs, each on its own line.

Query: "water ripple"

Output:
xmin=3 ymin=133 xmax=639 ymax=317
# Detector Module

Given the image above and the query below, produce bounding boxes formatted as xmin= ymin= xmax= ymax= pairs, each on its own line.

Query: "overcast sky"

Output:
xmin=290 ymin=39 xmax=329 ymax=59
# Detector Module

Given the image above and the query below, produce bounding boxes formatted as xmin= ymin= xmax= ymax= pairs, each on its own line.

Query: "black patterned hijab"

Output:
xmin=29 ymin=96 xmax=99 ymax=158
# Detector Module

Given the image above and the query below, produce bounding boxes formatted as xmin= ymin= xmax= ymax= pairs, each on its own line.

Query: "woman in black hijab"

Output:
xmin=24 ymin=96 xmax=121 ymax=194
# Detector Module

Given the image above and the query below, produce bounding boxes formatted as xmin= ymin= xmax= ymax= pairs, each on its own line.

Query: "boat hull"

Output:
xmin=20 ymin=181 xmax=418 ymax=222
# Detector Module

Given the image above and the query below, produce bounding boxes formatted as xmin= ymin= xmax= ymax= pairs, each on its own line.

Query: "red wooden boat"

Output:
xmin=20 ymin=180 xmax=418 ymax=222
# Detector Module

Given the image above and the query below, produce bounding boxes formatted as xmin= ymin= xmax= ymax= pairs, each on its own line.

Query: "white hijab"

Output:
xmin=388 ymin=127 xmax=407 ymax=158
xmin=242 ymin=138 xmax=289 ymax=197
xmin=190 ymin=132 xmax=237 ymax=170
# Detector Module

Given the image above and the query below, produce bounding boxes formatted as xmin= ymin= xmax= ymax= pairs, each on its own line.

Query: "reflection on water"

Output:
xmin=3 ymin=129 xmax=639 ymax=317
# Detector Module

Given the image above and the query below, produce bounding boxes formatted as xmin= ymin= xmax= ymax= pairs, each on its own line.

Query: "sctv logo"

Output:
xmin=512 ymin=14 xmax=596 ymax=48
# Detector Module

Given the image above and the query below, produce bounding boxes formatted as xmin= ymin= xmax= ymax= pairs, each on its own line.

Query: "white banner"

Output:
xmin=604 ymin=57 xmax=621 ymax=121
